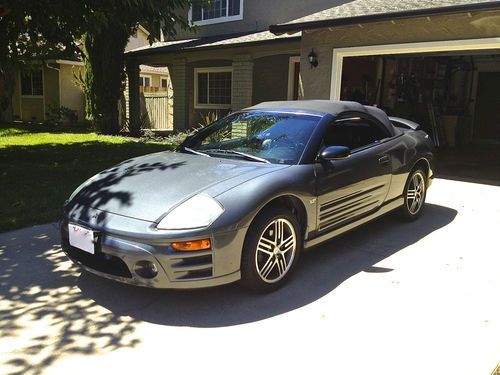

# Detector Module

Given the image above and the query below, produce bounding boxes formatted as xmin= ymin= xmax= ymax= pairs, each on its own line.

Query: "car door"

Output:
xmin=314 ymin=115 xmax=393 ymax=234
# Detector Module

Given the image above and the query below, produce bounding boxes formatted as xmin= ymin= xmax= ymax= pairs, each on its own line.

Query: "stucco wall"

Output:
xmin=126 ymin=28 xmax=151 ymax=52
xmin=20 ymin=97 xmax=44 ymax=121
xmin=44 ymin=65 xmax=60 ymax=109
xmin=173 ymin=0 xmax=341 ymax=40
xmin=12 ymin=70 xmax=21 ymax=120
xmin=59 ymin=64 xmax=85 ymax=122
xmin=300 ymin=10 xmax=500 ymax=100
xmin=253 ymin=54 xmax=295 ymax=104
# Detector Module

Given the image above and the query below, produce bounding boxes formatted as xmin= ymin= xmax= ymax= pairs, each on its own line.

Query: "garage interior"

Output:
xmin=339 ymin=52 xmax=500 ymax=185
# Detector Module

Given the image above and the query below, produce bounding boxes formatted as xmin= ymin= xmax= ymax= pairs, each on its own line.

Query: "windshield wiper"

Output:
xmin=181 ymin=146 xmax=211 ymax=157
xmin=203 ymin=149 xmax=271 ymax=164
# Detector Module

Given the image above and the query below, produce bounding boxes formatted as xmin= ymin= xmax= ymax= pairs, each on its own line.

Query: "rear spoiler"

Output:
xmin=389 ymin=117 xmax=421 ymax=131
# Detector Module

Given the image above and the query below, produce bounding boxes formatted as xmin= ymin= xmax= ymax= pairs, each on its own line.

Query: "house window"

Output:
xmin=140 ymin=75 xmax=152 ymax=87
xmin=194 ymin=67 xmax=232 ymax=109
xmin=190 ymin=0 xmax=243 ymax=25
xmin=160 ymin=76 xmax=169 ymax=90
xmin=21 ymin=69 xmax=43 ymax=96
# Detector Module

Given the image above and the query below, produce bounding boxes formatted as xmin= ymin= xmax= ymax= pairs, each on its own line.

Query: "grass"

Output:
xmin=0 ymin=122 xmax=174 ymax=232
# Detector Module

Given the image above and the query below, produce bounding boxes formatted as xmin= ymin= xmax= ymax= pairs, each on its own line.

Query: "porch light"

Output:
xmin=308 ymin=49 xmax=318 ymax=68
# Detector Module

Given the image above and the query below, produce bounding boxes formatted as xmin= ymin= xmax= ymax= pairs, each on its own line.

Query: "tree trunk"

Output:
xmin=82 ymin=27 xmax=129 ymax=135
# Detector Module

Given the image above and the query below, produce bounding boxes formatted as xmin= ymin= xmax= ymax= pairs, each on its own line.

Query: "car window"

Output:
xmin=185 ymin=111 xmax=321 ymax=164
xmin=323 ymin=118 xmax=389 ymax=151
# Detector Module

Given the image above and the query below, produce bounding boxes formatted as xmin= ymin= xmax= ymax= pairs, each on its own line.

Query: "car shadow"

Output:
xmin=77 ymin=203 xmax=457 ymax=327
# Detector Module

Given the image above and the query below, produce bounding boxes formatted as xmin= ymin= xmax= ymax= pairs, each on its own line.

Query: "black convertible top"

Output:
xmin=246 ymin=100 xmax=400 ymax=136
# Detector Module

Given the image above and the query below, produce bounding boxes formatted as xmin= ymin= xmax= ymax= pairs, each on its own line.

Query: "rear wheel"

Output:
xmin=398 ymin=168 xmax=427 ymax=221
xmin=241 ymin=208 xmax=302 ymax=293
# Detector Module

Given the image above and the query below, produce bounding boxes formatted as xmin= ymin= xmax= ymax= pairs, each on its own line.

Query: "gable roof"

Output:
xmin=270 ymin=0 xmax=500 ymax=34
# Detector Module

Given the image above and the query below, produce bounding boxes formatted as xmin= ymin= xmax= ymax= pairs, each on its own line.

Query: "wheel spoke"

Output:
xmin=257 ymin=244 xmax=273 ymax=256
xmin=260 ymin=236 xmax=275 ymax=248
xmin=280 ymin=234 xmax=294 ymax=248
xmin=410 ymin=197 xmax=419 ymax=212
xmin=276 ymin=256 xmax=286 ymax=275
xmin=407 ymin=189 xmax=417 ymax=199
xmin=260 ymin=256 xmax=277 ymax=279
xmin=281 ymin=239 xmax=295 ymax=254
xmin=412 ymin=174 xmax=419 ymax=188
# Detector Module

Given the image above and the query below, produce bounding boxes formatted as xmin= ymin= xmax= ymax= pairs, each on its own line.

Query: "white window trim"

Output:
xmin=189 ymin=0 xmax=243 ymax=26
xmin=20 ymin=68 xmax=44 ymax=98
xmin=287 ymin=56 xmax=301 ymax=100
xmin=330 ymin=37 xmax=500 ymax=100
xmin=140 ymin=74 xmax=152 ymax=87
xmin=194 ymin=67 xmax=233 ymax=109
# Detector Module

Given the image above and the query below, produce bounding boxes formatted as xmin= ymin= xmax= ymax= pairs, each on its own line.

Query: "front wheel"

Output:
xmin=240 ymin=209 xmax=302 ymax=293
xmin=398 ymin=168 xmax=427 ymax=221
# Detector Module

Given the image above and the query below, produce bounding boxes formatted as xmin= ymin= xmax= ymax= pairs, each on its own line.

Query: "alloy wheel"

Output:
xmin=406 ymin=171 xmax=426 ymax=215
xmin=255 ymin=218 xmax=297 ymax=283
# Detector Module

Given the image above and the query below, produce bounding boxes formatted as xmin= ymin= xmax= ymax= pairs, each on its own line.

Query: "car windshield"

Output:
xmin=182 ymin=111 xmax=321 ymax=164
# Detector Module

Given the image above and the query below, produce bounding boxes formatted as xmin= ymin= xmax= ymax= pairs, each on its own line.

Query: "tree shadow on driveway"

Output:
xmin=78 ymin=203 xmax=457 ymax=327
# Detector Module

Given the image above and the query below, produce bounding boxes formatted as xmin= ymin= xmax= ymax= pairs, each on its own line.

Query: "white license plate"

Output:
xmin=68 ymin=223 xmax=95 ymax=254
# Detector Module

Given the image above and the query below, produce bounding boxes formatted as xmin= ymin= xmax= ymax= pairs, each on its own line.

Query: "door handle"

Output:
xmin=378 ymin=155 xmax=390 ymax=164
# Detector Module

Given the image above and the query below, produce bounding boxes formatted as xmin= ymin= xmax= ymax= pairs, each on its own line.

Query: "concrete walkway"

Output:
xmin=1 ymin=178 xmax=499 ymax=375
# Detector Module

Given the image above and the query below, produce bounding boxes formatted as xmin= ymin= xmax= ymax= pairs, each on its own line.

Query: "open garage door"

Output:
xmin=330 ymin=38 xmax=500 ymax=184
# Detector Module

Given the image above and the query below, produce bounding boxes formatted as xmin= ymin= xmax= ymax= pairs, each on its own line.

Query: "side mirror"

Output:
xmin=318 ymin=146 xmax=351 ymax=161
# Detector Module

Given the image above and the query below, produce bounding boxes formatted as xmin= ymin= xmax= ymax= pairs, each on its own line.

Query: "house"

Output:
xmin=127 ymin=0 xmax=500 ymax=147
xmin=125 ymin=0 xmax=338 ymax=131
xmin=11 ymin=25 xmax=171 ymax=127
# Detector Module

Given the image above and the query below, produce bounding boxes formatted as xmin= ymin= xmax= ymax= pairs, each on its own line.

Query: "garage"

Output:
xmin=271 ymin=1 xmax=500 ymax=184
xmin=330 ymin=38 xmax=500 ymax=183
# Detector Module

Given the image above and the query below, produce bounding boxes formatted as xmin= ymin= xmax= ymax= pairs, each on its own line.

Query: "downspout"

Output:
xmin=46 ymin=62 xmax=61 ymax=114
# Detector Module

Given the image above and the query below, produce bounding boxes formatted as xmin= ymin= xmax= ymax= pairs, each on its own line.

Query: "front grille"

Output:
xmin=65 ymin=246 xmax=132 ymax=278
xmin=169 ymin=251 xmax=213 ymax=281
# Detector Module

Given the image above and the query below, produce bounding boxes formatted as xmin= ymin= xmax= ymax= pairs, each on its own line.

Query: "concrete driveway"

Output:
xmin=1 ymin=178 xmax=499 ymax=375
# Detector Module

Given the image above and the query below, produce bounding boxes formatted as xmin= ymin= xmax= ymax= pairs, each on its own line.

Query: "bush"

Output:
xmin=45 ymin=104 xmax=78 ymax=126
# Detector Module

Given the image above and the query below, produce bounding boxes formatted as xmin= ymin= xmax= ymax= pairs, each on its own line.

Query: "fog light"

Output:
xmin=134 ymin=260 xmax=158 ymax=279
xmin=171 ymin=239 xmax=211 ymax=251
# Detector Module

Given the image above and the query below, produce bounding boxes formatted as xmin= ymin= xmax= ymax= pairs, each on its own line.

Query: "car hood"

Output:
xmin=67 ymin=151 xmax=288 ymax=222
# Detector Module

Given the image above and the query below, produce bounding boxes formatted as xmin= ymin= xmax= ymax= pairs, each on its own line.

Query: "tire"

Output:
xmin=398 ymin=167 xmax=427 ymax=221
xmin=240 ymin=208 xmax=302 ymax=293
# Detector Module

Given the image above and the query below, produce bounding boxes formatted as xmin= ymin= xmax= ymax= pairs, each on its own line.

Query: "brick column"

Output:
xmin=126 ymin=59 xmax=140 ymax=136
xmin=232 ymin=54 xmax=254 ymax=110
xmin=169 ymin=59 xmax=188 ymax=131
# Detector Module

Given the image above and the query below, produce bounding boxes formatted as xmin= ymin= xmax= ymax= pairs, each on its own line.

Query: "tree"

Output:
xmin=78 ymin=1 xmax=191 ymax=135
xmin=0 ymin=2 xmax=80 ymax=121
xmin=0 ymin=0 xmax=190 ymax=134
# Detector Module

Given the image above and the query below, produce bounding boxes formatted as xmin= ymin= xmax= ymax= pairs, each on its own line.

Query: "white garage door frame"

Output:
xmin=330 ymin=37 xmax=500 ymax=100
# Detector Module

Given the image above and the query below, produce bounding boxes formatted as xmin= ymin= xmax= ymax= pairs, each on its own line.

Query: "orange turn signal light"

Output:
xmin=171 ymin=239 xmax=211 ymax=252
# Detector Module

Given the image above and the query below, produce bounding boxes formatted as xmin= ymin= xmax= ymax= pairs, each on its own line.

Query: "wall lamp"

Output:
xmin=308 ymin=49 xmax=318 ymax=68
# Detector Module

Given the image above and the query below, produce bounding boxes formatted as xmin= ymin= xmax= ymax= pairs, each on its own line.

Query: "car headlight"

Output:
xmin=157 ymin=194 xmax=224 ymax=230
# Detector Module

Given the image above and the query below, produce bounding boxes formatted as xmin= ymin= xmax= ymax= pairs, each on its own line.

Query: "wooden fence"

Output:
xmin=142 ymin=92 xmax=171 ymax=130
xmin=122 ymin=91 xmax=172 ymax=131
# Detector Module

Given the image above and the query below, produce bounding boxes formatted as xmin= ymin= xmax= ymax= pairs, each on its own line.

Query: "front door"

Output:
xmin=314 ymin=117 xmax=393 ymax=234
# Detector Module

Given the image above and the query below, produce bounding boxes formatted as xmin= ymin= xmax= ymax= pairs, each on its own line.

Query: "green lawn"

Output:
xmin=0 ymin=123 xmax=172 ymax=232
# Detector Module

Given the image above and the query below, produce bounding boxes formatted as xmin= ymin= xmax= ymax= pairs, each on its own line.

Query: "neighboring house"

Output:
xmin=12 ymin=25 xmax=171 ymax=127
xmin=127 ymin=0 xmax=500 ymax=145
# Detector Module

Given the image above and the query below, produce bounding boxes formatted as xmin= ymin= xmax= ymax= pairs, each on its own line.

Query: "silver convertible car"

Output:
xmin=61 ymin=100 xmax=434 ymax=292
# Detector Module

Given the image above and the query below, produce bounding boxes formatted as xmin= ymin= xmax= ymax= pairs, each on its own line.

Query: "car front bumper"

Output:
xmin=60 ymin=209 xmax=246 ymax=289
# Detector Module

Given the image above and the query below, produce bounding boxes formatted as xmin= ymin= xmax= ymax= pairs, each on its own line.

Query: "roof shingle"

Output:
xmin=271 ymin=0 xmax=500 ymax=32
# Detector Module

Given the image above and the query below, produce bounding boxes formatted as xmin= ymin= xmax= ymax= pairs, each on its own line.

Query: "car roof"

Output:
xmin=245 ymin=100 xmax=399 ymax=136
